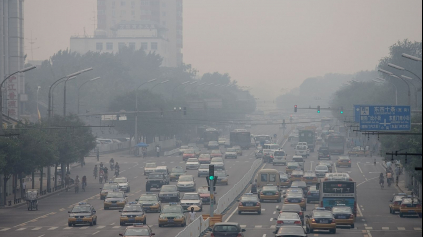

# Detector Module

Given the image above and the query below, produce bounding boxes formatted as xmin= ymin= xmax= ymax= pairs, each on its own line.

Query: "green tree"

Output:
xmin=0 ymin=137 xmax=21 ymax=206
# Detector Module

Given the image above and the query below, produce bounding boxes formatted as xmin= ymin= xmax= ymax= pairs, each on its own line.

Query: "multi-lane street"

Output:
xmin=0 ymin=124 xmax=284 ymax=237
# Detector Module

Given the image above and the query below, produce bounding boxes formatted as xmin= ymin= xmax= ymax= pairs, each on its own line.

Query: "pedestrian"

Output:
xmin=22 ymin=181 xmax=26 ymax=195
xmin=156 ymin=146 xmax=160 ymax=158
xmin=188 ymin=207 xmax=196 ymax=224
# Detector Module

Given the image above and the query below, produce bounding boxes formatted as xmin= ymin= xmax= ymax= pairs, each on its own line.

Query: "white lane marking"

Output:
xmin=113 ymin=226 xmax=121 ymax=229
xmin=364 ymin=224 xmax=368 ymax=227
xmin=255 ymin=225 xmax=262 ymax=228
xmin=37 ymin=235 xmax=45 ymax=237
xmin=48 ymin=227 xmax=58 ymax=230
xmin=262 ymin=235 xmax=266 ymax=237
xmin=398 ymin=227 xmax=405 ymax=230
xmin=224 ymin=207 xmax=239 ymax=222
xmin=365 ymin=227 xmax=373 ymax=230
xmin=96 ymin=225 xmax=106 ymax=229
xmin=16 ymin=228 xmax=26 ymax=231
xmin=32 ymin=227 xmax=42 ymax=230
xmin=367 ymin=230 xmax=373 ymax=237
xmin=92 ymin=231 xmax=100 ymax=235
xmin=0 ymin=228 xmax=11 ymax=231
xmin=357 ymin=176 xmax=379 ymax=187
xmin=382 ymin=227 xmax=389 ymax=230
xmin=415 ymin=227 xmax=422 ymax=231
xmin=357 ymin=162 xmax=363 ymax=174
xmin=273 ymin=211 xmax=276 ymax=214
xmin=270 ymin=218 xmax=273 ymax=221
xmin=64 ymin=227 xmax=72 ymax=230
xmin=271 ymin=225 xmax=276 ymax=229
xmin=240 ymin=225 xmax=246 ymax=228
xmin=134 ymin=176 xmax=138 ymax=179
xmin=80 ymin=227 xmax=89 ymax=229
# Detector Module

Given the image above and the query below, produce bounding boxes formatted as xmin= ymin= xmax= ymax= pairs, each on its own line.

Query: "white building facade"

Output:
xmin=70 ymin=0 xmax=183 ymax=67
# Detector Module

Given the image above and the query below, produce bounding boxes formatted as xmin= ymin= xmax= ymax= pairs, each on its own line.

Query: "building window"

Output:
xmin=129 ymin=42 xmax=136 ymax=50
xmin=118 ymin=42 xmax=126 ymax=50
xmin=106 ymin=42 xmax=113 ymax=50
xmin=96 ymin=42 xmax=103 ymax=51
xmin=141 ymin=42 xmax=148 ymax=50
xmin=151 ymin=42 xmax=158 ymax=50
xmin=121 ymin=1 xmax=126 ymax=6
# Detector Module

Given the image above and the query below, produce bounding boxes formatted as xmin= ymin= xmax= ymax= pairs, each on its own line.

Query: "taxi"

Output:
xmin=302 ymin=171 xmax=318 ymax=185
xmin=104 ymin=191 xmax=127 ymax=209
xmin=332 ymin=205 xmax=355 ymax=228
xmin=233 ymin=146 xmax=243 ymax=156
xmin=305 ymin=208 xmax=337 ymax=234
xmin=119 ymin=224 xmax=155 ymax=237
xmin=336 ymin=156 xmax=352 ymax=168
xmin=183 ymin=149 xmax=196 ymax=161
xmin=238 ymin=193 xmax=261 ymax=215
xmin=389 ymin=193 xmax=407 ymax=214
xmin=399 ymin=197 xmax=422 ymax=218
xmin=258 ymin=185 xmax=282 ymax=203
xmin=279 ymin=173 xmax=292 ymax=187
xmin=158 ymin=203 xmax=187 ymax=227
xmin=284 ymin=193 xmax=306 ymax=211
xmin=170 ymin=166 xmax=186 ymax=182
xmin=286 ymin=162 xmax=301 ymax=175
xmin=119 ymin=202 xmax=146 ymax=225
xmin=210 ymin=150 xmax=223 ymax=158
xmin=68 ymin=202 xmax=97 ymax=227
xmin=198 ymin=186 xmax=215 ymax=204
xmin=136 ymin=193 xmax=161 ymax=213
xmin=290 ymin=170 xmax=304 ymax=182
xmin=100 ymin=182 xmax=119 ymax=200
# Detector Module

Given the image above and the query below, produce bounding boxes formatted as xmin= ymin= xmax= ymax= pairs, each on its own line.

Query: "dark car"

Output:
xmin=146 ymin=173 xmax=167 ymax=191
xmin=275 ymin=226 xmax=308 ymax=237
xmin=158 ymin=185 xmax=180 ymax=202
xmin=306 ymin=186 xmax=320 ymax=203
xmin=278 ymin=204 xmax=304 ymax=224
xmin=212 ymin=222 xmax=246 ymax=237
xmin=318 ymin=147 xmax=331 ymax=160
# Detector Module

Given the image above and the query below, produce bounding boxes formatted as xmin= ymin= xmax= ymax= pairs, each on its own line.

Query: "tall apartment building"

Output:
xmin=71 ymin=0 xmax=183 ymax=67
xmin=0 ymin=0 xmax=26 ymax=120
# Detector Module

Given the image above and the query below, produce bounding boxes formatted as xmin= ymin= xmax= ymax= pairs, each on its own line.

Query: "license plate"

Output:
xmin=264 ymin=193 xmax=273 ymax=195
xmin=246 ymin=204 xmax=254 ymax=206
xmin=129 ymin=218 xmax=135 ymax=221
xmin=77 ymin=218 xmax=83 ymax=222
xmin=338 ymin=216 xmax=347 ymax=219
xmin=112 ymin=203 xmax=117 ymax=206
xmin=291 ymin=200 xmax=299 ymax=203
xmin=320 ymin=220 xmax=328 ymax=224
xmin=168 ymin=219 xmax=174 ymax=223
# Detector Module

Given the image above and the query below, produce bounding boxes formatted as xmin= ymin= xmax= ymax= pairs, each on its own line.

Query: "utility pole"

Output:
xmin=207 ymin=165 xmax=216 ymax=217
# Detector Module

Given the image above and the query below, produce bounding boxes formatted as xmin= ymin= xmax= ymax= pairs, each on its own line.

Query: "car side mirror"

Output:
xmin=119 ymin=234 xmax=123 ymax=236
xmin=135 ymin=199 xmax=139 ymax=202
xmin=242 ymin=229 xmax=246 ymax=232
xmin=305 ymin=215 xmax=310 ymax=218
xmin=68 ymin=211 xmax=71 ymax=213
xmin=119 ymin=210 xmax=122 ymax=212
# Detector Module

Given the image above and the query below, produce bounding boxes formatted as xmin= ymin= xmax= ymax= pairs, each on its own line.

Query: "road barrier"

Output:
xmin=175 ymin=216 xmax=210 ymax=237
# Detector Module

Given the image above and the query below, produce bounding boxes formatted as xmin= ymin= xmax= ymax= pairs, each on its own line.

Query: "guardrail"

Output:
xmin=175 ymin=217 xmax=210 ymax=237
xmin=164 ymin=148 xmax=180 ymax=156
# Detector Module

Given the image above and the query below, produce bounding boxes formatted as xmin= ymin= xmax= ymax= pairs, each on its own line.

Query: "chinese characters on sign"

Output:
xmin=6 ymin=76 xmax=18 ymax=118
xmin=359 ymin=106 xmax=411 ymax=131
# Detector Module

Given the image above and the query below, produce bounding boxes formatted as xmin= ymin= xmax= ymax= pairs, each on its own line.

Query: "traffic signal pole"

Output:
xmin=210 ymin=177 xmax=215 ymax=217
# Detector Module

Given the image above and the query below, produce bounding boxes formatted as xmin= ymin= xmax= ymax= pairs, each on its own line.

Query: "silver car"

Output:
xmin=225 ymin=148 xmax=238 ymax=159
xmin=198 ymin=164 xmax=210 ymax=177
xmin=144 ymin=163 xmax=157 ymax=176
xmin=275 ymin=212 xmax=302 ymax=232
xmin=186 ymin=158 xmax=200 ymax=170
xmin=114 ymin=177 xmax=130 ymax=192
xmin=180 ymin=193 xmax=203 ymax=211
xmin=315 ymin=165 xmax=329 ymax=177
xmin=177 ymin=175 xmax=196 ymax=192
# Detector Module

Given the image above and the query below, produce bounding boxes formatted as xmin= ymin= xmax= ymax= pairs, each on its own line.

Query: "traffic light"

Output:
xmin=317 ymin=106 xmax=321 ymax=113
xmin=183 ymin=107 xmax=187 ymax=115
xmin=294 ymin=105 xmax=298 ymax=113
xmin=340 ymin=106 xmax=344 ymax=114
xmin=209 ymin=165 xmax=215 ymax=181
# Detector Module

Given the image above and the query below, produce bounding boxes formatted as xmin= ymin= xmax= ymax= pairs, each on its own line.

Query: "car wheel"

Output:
xmin=159 ymin=224 xmax=163 ymax=227
xmin=68 ymin=223 xmax=72 ymax=227
xmin=277 ymin=199 xmax=281 ymax=203
xmin=238 ymin=211 xmax=242 ymax=215
xmin=351 ymin=224 xmax=355 ymax=228
xmin=127 ymin=188 xmax=130 ymax=192
xmin=258 ymin=210 xmax=261 ymax=215
xmin=400 ymin=213 xmax=403 ymax=217
xmin=94 ymin=218 xmax=97 ymax=225
xmin=90 ymin=221 xmax=94 ymax=226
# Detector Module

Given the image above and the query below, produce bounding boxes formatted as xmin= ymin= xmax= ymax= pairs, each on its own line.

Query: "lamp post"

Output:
xmin=388 ymin=63 xmax=422 ymax=82
xmin=0 ymin=66 xmax=36 ymax=134
xmin=172 ymin=81 xmax=190 ymax=99
xmin=150 ymin=80 xmax=170 ymax=91
xmin=48 ymin=67 xmax=93 ymax=118
xmin=402 ymin=53 xmax=422 ymax=62
xmin=375 ymin=77 xmax=398 ymax=105
xmin=400 ymin=75 xmax=420 ymax=107
xmin=134 ymin=79 xmax=157 ymax=155
xmin=378 ymin=68 xmax=411 ymax=106
xmin=51 ymin=76 xmax=76 ymax=116
xmin=77 ymin=77 xmax=101 ymax=114
xmin=37 ymin=86 xmax=41 ymax=121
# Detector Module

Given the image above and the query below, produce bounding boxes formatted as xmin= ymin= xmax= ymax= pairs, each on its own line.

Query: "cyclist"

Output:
xmin=379 ymin=173 xmax=385 ymax=188
xmin=93 ymin=165 xmax=98 ymax=179
xmin=82 ymin=175 xmax=87 ymax=191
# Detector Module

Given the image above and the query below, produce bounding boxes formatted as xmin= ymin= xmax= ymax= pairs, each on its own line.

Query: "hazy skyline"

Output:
xmin=25 ymin=0 xmax=422 ymax=99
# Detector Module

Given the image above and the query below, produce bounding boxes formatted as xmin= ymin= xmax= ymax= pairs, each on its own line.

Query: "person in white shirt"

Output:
xmin=188 ymin=207 xmax=196 ymax=223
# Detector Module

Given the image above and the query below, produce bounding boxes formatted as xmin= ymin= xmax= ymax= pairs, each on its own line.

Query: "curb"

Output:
xmin=381 ymin=162 xmax=407 ymax=193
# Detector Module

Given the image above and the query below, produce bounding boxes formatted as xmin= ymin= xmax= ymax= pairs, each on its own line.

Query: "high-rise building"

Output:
xmin=0 ymin=0 xmax=26 ymax=120
xmin=71 ymin=0 xmax=183 ymax=67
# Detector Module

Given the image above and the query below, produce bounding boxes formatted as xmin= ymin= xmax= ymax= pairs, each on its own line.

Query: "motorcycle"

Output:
xmin=99 ymin=175 xmax=103 ymax=184
xmin=115 ymin=168 xmax=119 ymax=177
xmin=110 ymin=162 xmax=115 ymax=171
xmin=93 ymin=170 xmax=97 ymax=179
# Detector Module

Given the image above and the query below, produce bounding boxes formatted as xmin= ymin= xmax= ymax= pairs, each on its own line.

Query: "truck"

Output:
xmin=327 ymin=133 xmax=345 ymax=155
xmin=299 ymin=126 xmax=316 ymax=152
xmin=230 ymin=129 xmax=251 ymax=149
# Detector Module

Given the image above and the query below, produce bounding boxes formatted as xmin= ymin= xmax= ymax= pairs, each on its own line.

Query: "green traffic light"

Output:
xmin=210 ymin=176 xmax=214 ymax=180
xmin=340 ymin=111 xmax=344 ymax=114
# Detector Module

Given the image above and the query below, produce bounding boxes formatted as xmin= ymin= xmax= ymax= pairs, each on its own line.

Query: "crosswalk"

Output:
xmin=234 ymin=225 xmax=422 ymax=231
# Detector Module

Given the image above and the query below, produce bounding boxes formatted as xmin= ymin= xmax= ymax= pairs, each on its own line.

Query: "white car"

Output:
xmin=295 ymin=145 xmax=309 ymax=157
xmin=144 ymin=163 xmax=157 ymax=176
xmin=275 ymin=212 xmax=302 ymax=231
xmin=114 ymin=177 xmax=130 ymax=192
xmin=198 ymin=164 xmax=210 ymax=177
xmin=315 ymin=165 xmax=329 ymax=178
xmin=180 ymin=193 xmax=203 ymax=211
xmin=186 ymin=158 xmax=200 ymax=170
xmin=177 ymin=175 xmax=196 ymax=192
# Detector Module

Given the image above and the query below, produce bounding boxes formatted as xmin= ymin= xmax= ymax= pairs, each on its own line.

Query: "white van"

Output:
xmin=295 ymin=145 xmax=309 ymax=158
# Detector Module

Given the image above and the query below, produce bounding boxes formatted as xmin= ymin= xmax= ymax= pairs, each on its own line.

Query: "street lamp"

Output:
xmin=77 ymin=77 xmax=101 ymax=114
xmin=172 ymin=81 xmax=190 ymax=99
xmin=388 ymin=63 xmax=422 ymax=82
xmin=402 ymin=53 xmax=422 ymax=62
xmin=150 ymin=80 xmax=170 ymax=91
xmin=378 ymin=68 xmax=411 ymax=106
xmin=37 ymin=86 xmax=41 ymax=121
xmin=50 ymin=76 xmax=76 ymax=116
xmin=375 ymin=77 xmax=398 ymax=105
xmin=133 ymin=78 xmax=157 ymax=154
xmin=400 ymin=75 xmax=420 ymax=107
xmin=0 ymin=66 xmax=37 ymax=134
xmin=48 ymin=67 xmax=93 ymax=118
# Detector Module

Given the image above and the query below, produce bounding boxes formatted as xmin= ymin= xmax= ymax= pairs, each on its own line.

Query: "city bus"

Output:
xmin=230 ymin=129 xmax=251 ymax=149
xmin=318 ymin=177 xmax=357 ymax=216
xmin=203 ymin=128 xmax=219 ymax=145
xmin=327 ymin=134 xmax=345 ymax=155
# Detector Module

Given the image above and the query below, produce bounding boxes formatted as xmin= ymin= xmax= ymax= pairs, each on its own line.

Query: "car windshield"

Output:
xmin=199 ymin=164 xmax=210 ymax=169
xmin=282 ymin=205 xmax=300 ymax=212
xmin=215 ymin=171 xmax=226 ymax=177
xmin=262 ymin=186 xmax=278 ymax=191
xmin=102 ymin=184 xmax=118 ymax=190
xmin=199 ymin=154 xmax=210 ymax=158
xmin=212 ymin=150 xmax=221 ymax=154
xmin=227 ymin=148 xmax=236 ymax=152
xmin=172 ymin=167 xmax=184 ymax=173
xmin=279 ymin=212 xmax=299 ymax=219
xmin=146 ymin=163 xmax=156 ymax=168
xmin=274 ymin=151 xmax=285 ymax=156
xmin=161 ymin=186 xmax=176 ymax=192
xmin=187 ymin=158 xmax=198 ymax=162
xmin=241 ymin=196 xmax=258 ymax=202
xmin=332 ymin=207 xmax=352 ymax=213
xmin=71 ymin=206 xmax=91 ymax=213
xmin=185 ymin=150 xmax=194 ymax=154
xmin=316 ymin=166 xmax=327 ymax=170
xmin=214 ymin=225 xmax=239 ymax=232
xmin=123 ymin=205 xmax=142 ymax=212
xmin=148 ymin=174 xmax=163 ymax=179
xmin=179 ymin=176 xmax=193 ymax=182
xmin=124 ymin=228 xmax=151 ymax=236
xmin=139 ymin=195 xmax=156 ymax=201
xmin=183 ymin=194 xmax=199 ymax=200
xmin=314 ymin=211 xmax=333 ymax=218
xmin=114 ymin=178 xmax=127 ymax=183
xmin=162 ymin=205 xmax=182 ymax=213
xmin=107 ymin=192 xmax=124 ymax=198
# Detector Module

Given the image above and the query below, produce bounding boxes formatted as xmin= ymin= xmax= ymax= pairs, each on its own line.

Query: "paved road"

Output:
xmin=209 ymin=132 xmax=422 ymax=237
xmin=0 ymin=124 xmax=286 ymax=237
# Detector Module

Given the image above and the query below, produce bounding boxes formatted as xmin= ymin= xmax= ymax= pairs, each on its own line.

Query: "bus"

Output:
xmin=327 ymin=134 xmax=345 ymax=155
xmin=318 ymin=178 xmax=357 ymax=216
xmin=230 ymin=129 xmax=251 ymax=149
xmin=203 ymin=128 xmax=219 ymax=145
xmin=254 ymin=135 xmax=272 ymax=147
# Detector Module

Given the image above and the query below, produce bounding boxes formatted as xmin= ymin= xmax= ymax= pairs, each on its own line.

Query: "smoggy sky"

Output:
xmin=25 ymin=0 xmax=422 ymax=99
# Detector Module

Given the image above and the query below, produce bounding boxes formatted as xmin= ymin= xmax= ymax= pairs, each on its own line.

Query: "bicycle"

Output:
xmin=380 ymin=180 xmax=384 ymax=189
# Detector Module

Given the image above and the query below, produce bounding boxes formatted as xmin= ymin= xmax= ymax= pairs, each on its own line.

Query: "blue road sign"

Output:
xmin=359 ymin=105 xmax=411 ymax=131
xmin=354 ymin=105 xmax=361 ymax=122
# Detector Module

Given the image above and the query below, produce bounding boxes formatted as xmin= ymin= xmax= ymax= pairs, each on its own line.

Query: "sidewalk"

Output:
xmin=381 ymin=162 xmax=410 ymax=195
